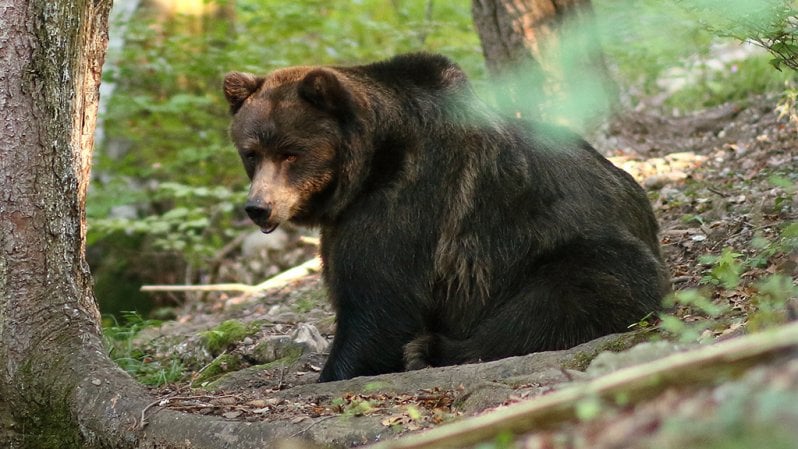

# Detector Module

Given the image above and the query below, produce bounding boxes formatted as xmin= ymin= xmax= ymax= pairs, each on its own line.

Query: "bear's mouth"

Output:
xmin=261 ymin=223 xmax=279 ymax=234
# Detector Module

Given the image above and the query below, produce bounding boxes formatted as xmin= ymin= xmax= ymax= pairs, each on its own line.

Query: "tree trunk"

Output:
xmin=0 ymin=0 xmax=134 ymax=445
xmin=0 ymin=2 xmax=284 ymax=448
xmin=471 ymin=0 xmax=616 ymax=127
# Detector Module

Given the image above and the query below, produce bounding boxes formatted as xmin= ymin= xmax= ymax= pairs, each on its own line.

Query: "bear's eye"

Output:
xmin=281 ymin=154 xmax=298 ymax=163
xmin=242 ymin=151 xmax=258 ymax=164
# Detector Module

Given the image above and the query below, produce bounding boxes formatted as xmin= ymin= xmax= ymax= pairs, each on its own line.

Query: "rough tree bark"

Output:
xmin=0 ymin=2 xmax=288 ymax=448
xmin=471 ymin=0 xmax=616 ymax=125
xmin=0 ymin=0 xmax=115 ymax=445
xmin=0 ymin=1 xmax=149 ymax=446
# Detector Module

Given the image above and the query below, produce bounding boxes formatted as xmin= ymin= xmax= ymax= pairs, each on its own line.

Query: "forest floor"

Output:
xmin=125 ymin=94 xmax=797 ymax=448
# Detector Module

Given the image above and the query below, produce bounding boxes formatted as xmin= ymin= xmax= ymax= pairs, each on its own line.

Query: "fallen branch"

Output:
xmin=366 ymin=322 xmax=798 ymax=449
xmin=140 ymin=257 xmax=321 ymax=293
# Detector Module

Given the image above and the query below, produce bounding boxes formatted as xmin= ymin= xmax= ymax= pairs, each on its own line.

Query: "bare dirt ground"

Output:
xmin=129 ymin=94 xmax=797 ymax=448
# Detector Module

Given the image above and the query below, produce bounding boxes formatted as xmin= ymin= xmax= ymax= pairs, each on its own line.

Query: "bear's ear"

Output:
xmin=298 ymin=69 xmax=354 ymax=118
xmin=223 ymin=72 xmax=264 ymax=114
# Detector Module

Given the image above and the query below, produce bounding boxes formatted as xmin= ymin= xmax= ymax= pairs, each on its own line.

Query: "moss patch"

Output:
xmin=192 ymin=353 xmax=243 ymax=386
xmin=200 ymin=319 xmax=259 ymax=355
xmin=205 ymin=354 xmax=303 ymax=390
xmin=16 ymin=359 xmax=81 ymax=448
xmin=562 ymin=332 xmax=648 ymax=371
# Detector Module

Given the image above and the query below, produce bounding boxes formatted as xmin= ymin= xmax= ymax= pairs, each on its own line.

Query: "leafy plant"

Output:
xmin=662 ymin=215 xmax=797 ymax=343
xmin=674 ymin=0 xmax=798 ymax=71
xmin=748 ymin=274 xmax=798 ymax=331
xmin=700 ymin=247 xmax=744 ymax=289
xmin=90 ymin=182 xmax=243 ymax=265
xmin=660 ymin=289 xmax=730 ymax=343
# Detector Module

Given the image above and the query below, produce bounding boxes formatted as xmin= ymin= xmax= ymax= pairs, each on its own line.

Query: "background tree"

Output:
xmin=471 ymin=0 xmax=616 ymax=126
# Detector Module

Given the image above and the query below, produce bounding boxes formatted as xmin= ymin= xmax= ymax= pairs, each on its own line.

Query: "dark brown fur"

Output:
xmin=224 ymin=53 xmax=671 ymax=382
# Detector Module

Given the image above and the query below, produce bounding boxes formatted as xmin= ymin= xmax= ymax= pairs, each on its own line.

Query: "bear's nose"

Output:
xmin=244 ymin=200 xmax=272 ymax=224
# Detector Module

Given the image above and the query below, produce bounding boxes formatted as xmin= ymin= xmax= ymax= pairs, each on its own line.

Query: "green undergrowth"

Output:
xmin=103 ymin=311 xmax=187 ymax=386
xmin=200 ymin=319 xmax=261 ymax=355
xmin=660 ymin=220 xmax=798 ymax=343
xmin=596 ymin=0 xmax=798 ymax=110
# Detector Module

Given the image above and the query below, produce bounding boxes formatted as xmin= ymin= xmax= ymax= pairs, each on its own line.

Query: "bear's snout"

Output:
xmin=244 ymin=199 xmax=277 ymax=233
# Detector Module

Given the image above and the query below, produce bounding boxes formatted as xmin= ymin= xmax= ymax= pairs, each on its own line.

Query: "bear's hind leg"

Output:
xmin=418 ymin=237 xmax=666 ymax=367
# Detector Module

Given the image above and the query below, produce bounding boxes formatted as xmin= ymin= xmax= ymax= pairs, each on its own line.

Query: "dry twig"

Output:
xmin=140 ymin=258 xmax=321 ymax=293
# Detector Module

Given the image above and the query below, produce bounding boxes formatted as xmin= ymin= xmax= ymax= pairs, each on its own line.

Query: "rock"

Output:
xmin=242 ymin=228 xmax=290 ymax=257
xmin=292 ymin=323 xmax=329 ymax=354
xmin=249 ymin=324 xmax=328 ymax=365
xmin=251 ymin=336 xmax=303 ymax=365
xmin=586 ymin=341 xmax=692 ymax=377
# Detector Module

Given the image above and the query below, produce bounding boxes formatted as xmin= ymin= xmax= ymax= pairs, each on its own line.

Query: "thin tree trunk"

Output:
xmin=471 ymin=0 xmax=616 ymax=126
xmin=96 ymin=0 xmax=142 ymax=147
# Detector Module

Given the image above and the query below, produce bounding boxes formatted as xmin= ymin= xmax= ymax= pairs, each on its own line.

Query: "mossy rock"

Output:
xmin=561 ymin=331 xmax=651 ymax=371
xmin=206 ymin=353 xmax=309 ymax=391
xmin=200 ymin=319 xmax=260 ymax=355
xmin=191 ymin=353 xmax=244 ymax=386
xmin=251 ymin=336 xmax=306 ymax=364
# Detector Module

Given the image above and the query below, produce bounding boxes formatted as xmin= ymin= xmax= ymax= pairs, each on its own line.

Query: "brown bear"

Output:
xmin=223 ymin=53 xmax=671 ymax=382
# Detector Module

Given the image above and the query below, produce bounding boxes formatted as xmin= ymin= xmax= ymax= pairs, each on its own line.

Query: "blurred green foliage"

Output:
xmin=596 ymin=0 xmax=798 ymax=107
xmin=675 ymin=0 xmax=798 ymax=71
xmin=90 ymin=0 xmax=482 ymax=316
xmin=597 ymin=0 xmax=717 ymax=93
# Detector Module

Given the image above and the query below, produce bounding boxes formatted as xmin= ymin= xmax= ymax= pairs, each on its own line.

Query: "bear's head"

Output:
xmin=223 ymin=66 xmax=367 ymax=233
xmin=224 ymin=54 xmax=474 ymax=233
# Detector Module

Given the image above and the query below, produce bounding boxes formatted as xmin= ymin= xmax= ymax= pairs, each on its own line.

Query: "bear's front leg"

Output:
xmin=318 ymin=291 xmax=422 ymax=382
